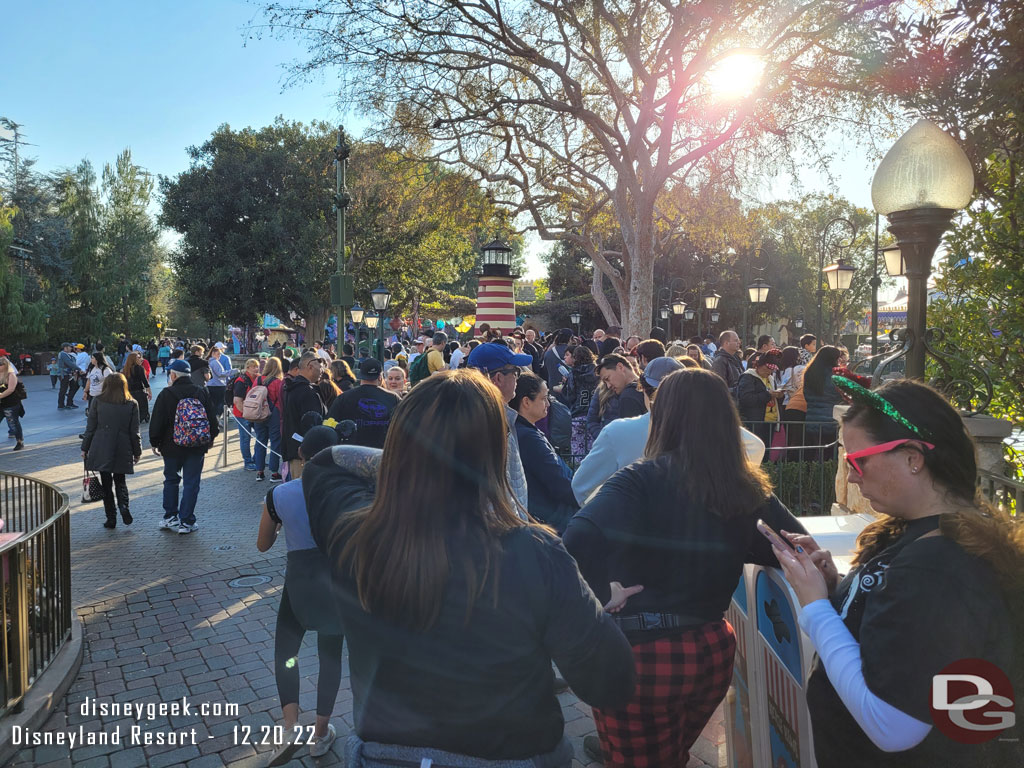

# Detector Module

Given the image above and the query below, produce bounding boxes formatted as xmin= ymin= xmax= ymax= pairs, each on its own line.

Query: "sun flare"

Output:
xmin=706 ymin=53 xmax=765 ymax=100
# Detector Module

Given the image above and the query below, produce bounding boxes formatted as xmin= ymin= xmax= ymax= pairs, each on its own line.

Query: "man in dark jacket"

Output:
xmin=281 ymin=352 xmax=327 ymax=479
xmin=149 ymin=359 xmax=220 ymax=534
xmin=711 ymin=330 xmax=744 ymax=396
xmin=327 ymin=358 xmax=400 ymax=449
xmin=543 ymin=329 xmax=573 ymax=388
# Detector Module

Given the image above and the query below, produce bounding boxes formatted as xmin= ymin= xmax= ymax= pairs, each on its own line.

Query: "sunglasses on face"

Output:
xmin=498 ymin=367 xmax=521 ymax=378
xmin=845 ymin=439 xmax=935 ymax=476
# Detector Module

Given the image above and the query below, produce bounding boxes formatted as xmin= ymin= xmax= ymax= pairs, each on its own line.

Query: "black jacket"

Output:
xmin=282 ymin=375 xmax=326 ymax=461
xmin=186 ymin=354 xmax=210 ymax=386
xmin=82 ymin=399 xmax=141 ymax=474
xmin=514 ymin=416 xmax=578 ymax=533
xmin=737 ymin=369 xmax=773 ymax=422
xmin=301 ymin=445 xmax=635 ymax=760
xmin=711 ymin=349 xmax=744 ymax=395
xmin=561 ymin=363 xmax=597 ymax=418
xmin=149 ymin=377 xmax=220 ymax=456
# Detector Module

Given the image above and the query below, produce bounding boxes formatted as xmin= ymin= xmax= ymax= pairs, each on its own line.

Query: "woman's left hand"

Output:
xmin=772 ymin=544 xmax=829 ymax=606
xmin=81 ymin=451 xmax=86 ymax=459
xmin=603 ymin=581 xmax=644 ymax=614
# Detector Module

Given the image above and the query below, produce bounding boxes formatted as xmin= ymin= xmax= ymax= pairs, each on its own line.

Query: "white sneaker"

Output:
xmin=177 ymin=521 xmax=199 ymax=534
xmin=309 ymin=724 xmax=337 ymax=758
xmin=159 ymin=517 xmax=180 ymax=530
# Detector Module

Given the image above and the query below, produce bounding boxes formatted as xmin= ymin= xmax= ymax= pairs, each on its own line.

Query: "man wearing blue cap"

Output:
xmin=149 ymin=359 xmax=221 ymax=534
xmin=466 ymin=342 xmax=532 ymax=514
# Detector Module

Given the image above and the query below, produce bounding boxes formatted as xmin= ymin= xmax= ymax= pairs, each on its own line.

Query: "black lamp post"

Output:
xmin=370 ymin=282 xmax=392 ymax=359
xmin=871 ymin=119 xmax=973 ymax=380
xmin=363 ymin=310 xmax=379 ymax=357
xmin=350 ymin=302 xmax=365 ymax=350
xmin=570 ymin=309 xmax=582 ymax=338
xmin=817 ymin=218 xmax=858 ymax=343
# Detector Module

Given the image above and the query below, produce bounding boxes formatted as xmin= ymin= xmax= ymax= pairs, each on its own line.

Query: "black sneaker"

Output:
xmin=68 ymin=403 xmax=80 ymax=408
xmin=256 ymin=471 xmax=265 ymax=481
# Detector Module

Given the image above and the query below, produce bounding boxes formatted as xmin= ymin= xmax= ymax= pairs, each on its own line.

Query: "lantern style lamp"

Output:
xmin=823 ymin=259 xmax=856 ymax=291
xmin=703 ymin=292 xmax=721 ymax=310
xmin=671 ymin=298 xmax=686 ymax=316
xmin=569 ymin=310 xmax=582 ymax=326
xmin=872 ymin=119 xmax=974 ymax=378
xmin=684 ymin=307 xmax=695 ymax=321
xmin=350 ymin=303 xmax=365 ymax=324
xmin=659 ymin=306 xmax=670 ymax=320
xmin=370 ymin=282 xmax=392 ymax=312
xmin=710 ymin=310 xmax=721 ymax=324
xmin=795 ymin=315 xmax=804 ymax=329
xmin=747 ymin=278 xmax=771 ymax=304
xmin=882 ymin=244 xmax=905 ymax=277
xmin=364 ymin=311 xmax=379 ymax=329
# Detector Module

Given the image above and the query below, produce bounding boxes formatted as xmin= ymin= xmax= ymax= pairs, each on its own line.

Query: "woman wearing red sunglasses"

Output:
xmin=772 ymin=378 xmax=1023 ymax=767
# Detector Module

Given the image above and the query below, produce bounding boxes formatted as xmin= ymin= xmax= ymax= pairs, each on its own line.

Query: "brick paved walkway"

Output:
xmin=1 ymin=373 xmax=725 ymax=767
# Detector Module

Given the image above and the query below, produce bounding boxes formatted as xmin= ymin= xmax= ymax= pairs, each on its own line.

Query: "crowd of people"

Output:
xmin=2 ymin=321 xmax=1021 ymax=767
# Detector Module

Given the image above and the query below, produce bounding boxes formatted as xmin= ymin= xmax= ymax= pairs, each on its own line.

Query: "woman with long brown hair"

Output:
xmin=564 ymin=368 xmax=806 ymax=767
xmin=122 ymin=351 xmax=152 ymax=423
xmin=81 ymin=373 xmax=141 ymax=528
xmin=329 ymin=358 xmax=356 ymax=393
xmin=774 ymin=378 xmax=1024 ymax=767
xmin=301 ymin=369 xmax=634 ymax=766
xmin=261 ymin=356 xmax=286 ymax=482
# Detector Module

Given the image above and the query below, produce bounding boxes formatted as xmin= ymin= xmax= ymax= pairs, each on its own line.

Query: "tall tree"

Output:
xmin=99 ymin=150 xmax=159 ymax=337
xmin=0 ymin=194 xmax=48 ymax=344
xmin=263 ymin=0 xmax=896 ymax=335
xmin=162 ymin=120 xmax=512 ymax=336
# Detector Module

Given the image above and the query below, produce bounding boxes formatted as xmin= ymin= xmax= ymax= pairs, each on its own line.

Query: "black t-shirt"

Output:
xmin=300 ymin=448 xmax=636 ymax=760
xmin=617 ymin=382 xmax=646 ymax=419
xmin=564 ymin=456 xmax=805 ymax=644
xmin=806 ymin=515 xmax=1019 ymax=768
xmin=327 ymin=384 xmax=400 ymax=449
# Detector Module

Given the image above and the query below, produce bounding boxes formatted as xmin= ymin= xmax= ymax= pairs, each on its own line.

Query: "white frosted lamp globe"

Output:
xmin=871 ymin=120 xmax=974 ymax=215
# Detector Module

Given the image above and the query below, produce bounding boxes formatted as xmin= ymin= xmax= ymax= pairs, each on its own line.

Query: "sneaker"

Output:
xmin=13 ymin=442 xmax=24 ymax=451
xmin=68 ymin=403 xmax=80 ymax=408
xmin=256 ymin=471 xmax=265 ymax=481
xmin=270 ymin=473 xmax=284 ymax=483
xmin=268 ymin=737 xmax=302 ymax=767
xmin=309 ymin=724 xmax=337 ymax=758
xmin=159 ymin=516 xmax=180 ymax=530
xmin=583 ymin=735 xmax=604 ymax=764
xmin=244 ymin=462 xmax=258 ymax=471
xmin=58 ymin=406 xmax=68 ymax=410
xmin=177 ymin=521 xmax=199 ymax=534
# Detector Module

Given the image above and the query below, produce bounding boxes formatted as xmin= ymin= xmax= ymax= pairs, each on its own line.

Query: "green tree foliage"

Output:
xmin=543 ymin=241 xmax=593 ymax=300
xmin=161 ymin=119 xmax=511 ymax=337
xmin=876 ymin=0 xmax=1023 ymax=422
xmin=0 ymin=194 xmax=48 ymax=344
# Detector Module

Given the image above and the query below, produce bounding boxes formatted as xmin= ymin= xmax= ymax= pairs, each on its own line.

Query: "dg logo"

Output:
xmin=931 ymin=658 xmax=1016 ymax=743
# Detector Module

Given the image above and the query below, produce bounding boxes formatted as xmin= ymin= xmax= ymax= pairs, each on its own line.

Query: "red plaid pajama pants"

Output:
xmin=592 ymin=619 xmax=736 ymax=767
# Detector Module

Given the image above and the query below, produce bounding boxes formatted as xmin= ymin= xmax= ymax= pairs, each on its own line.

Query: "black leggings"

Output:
xmin=274 ymin=587 xmax=344 ymax=716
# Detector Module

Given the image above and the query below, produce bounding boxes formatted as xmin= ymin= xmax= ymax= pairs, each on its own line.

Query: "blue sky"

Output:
xmin=4 ymin=0 xmax=882 ymax=280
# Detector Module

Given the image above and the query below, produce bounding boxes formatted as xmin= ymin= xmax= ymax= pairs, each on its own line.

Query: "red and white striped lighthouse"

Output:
xmin=475 ymin=240 xmax=518 ymax=335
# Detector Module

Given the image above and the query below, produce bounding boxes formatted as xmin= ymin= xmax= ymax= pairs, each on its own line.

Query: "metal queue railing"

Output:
xmin=0 ymin=472 xmax=72 ymax=717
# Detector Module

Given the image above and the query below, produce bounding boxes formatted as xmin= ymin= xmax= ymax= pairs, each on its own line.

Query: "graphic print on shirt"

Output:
xmin=837 ymin=557 xmax=892 ymax=624
xmin=357 ymin=398 xmax=389 ymax=423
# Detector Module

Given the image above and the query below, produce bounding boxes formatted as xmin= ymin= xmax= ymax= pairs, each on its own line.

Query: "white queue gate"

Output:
xmin=725 ymin=514 xmax=873 ymax=768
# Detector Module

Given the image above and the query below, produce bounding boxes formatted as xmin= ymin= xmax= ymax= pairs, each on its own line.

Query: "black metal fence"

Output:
xmin=0 ymin=472 xmax=72 ymax=717
xmin=559 ymin=419 xmax=841 ymax=516
xmin=978 ymin=469 xmax=1024 ymax=517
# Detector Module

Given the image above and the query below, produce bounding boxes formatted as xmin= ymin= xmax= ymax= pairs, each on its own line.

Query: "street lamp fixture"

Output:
xmin=872 ymin=119 xmax=974 ymax=379
xmin=710 ymin=310 xmax=720 ymax=324
xmin=684 ymin=307 xmax=695 ymax=321
xmin=350 ymin=303 xmax=365 ymax=324
xmin=703 ymin=292 xmax=721 ymax=310
xmin=747 ymin=278 xmax=771 ymax=304
xmin=823 ymin=259 xmax=856 ymax=291
xmin=569 ymin=310 xmax=582 ymax=326
xmin=671 ymin=298 xmax=687 ymax=316
xmin=364 ymin=311 xmax=379 ymax=329
xmin=882 ymin=244 xmax=905 ymax=277
xmin=659 ymin=306 xmax=670 ymax=320
xmin=370 ymin=282 xmax=392 ymax=312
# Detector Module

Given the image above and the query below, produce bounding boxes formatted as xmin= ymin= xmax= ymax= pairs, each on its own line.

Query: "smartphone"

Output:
xmin=757 ymin=519 xmax=793 ymax=551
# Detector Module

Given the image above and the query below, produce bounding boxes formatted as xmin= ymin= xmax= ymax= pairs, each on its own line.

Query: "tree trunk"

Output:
xmin=303 ymin=307 xmax=332 ymax=346
xmin=624 ymin=209 xmax=656 ymax=339
xmin=591 ymin=269 xmax=620 ymax=328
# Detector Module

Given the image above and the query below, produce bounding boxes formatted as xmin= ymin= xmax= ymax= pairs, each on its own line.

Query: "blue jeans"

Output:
xmin=267 ymin=406 xmax=281 ymax=474
xmin=236 ymin=417 xmax=254 ymax=465
xmin=162 ymin=451 xmax=205 ymax=525
xmin=3 ymin=407 xmax=23 ymax=441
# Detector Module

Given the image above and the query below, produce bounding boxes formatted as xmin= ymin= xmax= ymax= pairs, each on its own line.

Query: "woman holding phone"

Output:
xmin=773 ymin=378 xmax=1023 ymax=767
xmin=563 ymin=368 xmax=807 ymax=767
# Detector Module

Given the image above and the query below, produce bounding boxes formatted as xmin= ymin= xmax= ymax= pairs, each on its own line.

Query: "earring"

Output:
xmin=911 ymin=467 xmax=919 ymax=474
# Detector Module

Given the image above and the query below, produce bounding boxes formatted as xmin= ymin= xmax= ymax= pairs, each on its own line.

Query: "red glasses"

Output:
xmin=845 ymin=439 xmax=935 ymax=476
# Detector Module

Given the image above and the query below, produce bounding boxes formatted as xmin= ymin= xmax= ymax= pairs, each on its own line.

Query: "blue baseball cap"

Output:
xmin=466 ymin=342 xmax=532 ymax=373
xmin=643 ymin=356 xmax=683 ymax=387
xmin=167 ymin=359 xmax=192 ymax=374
